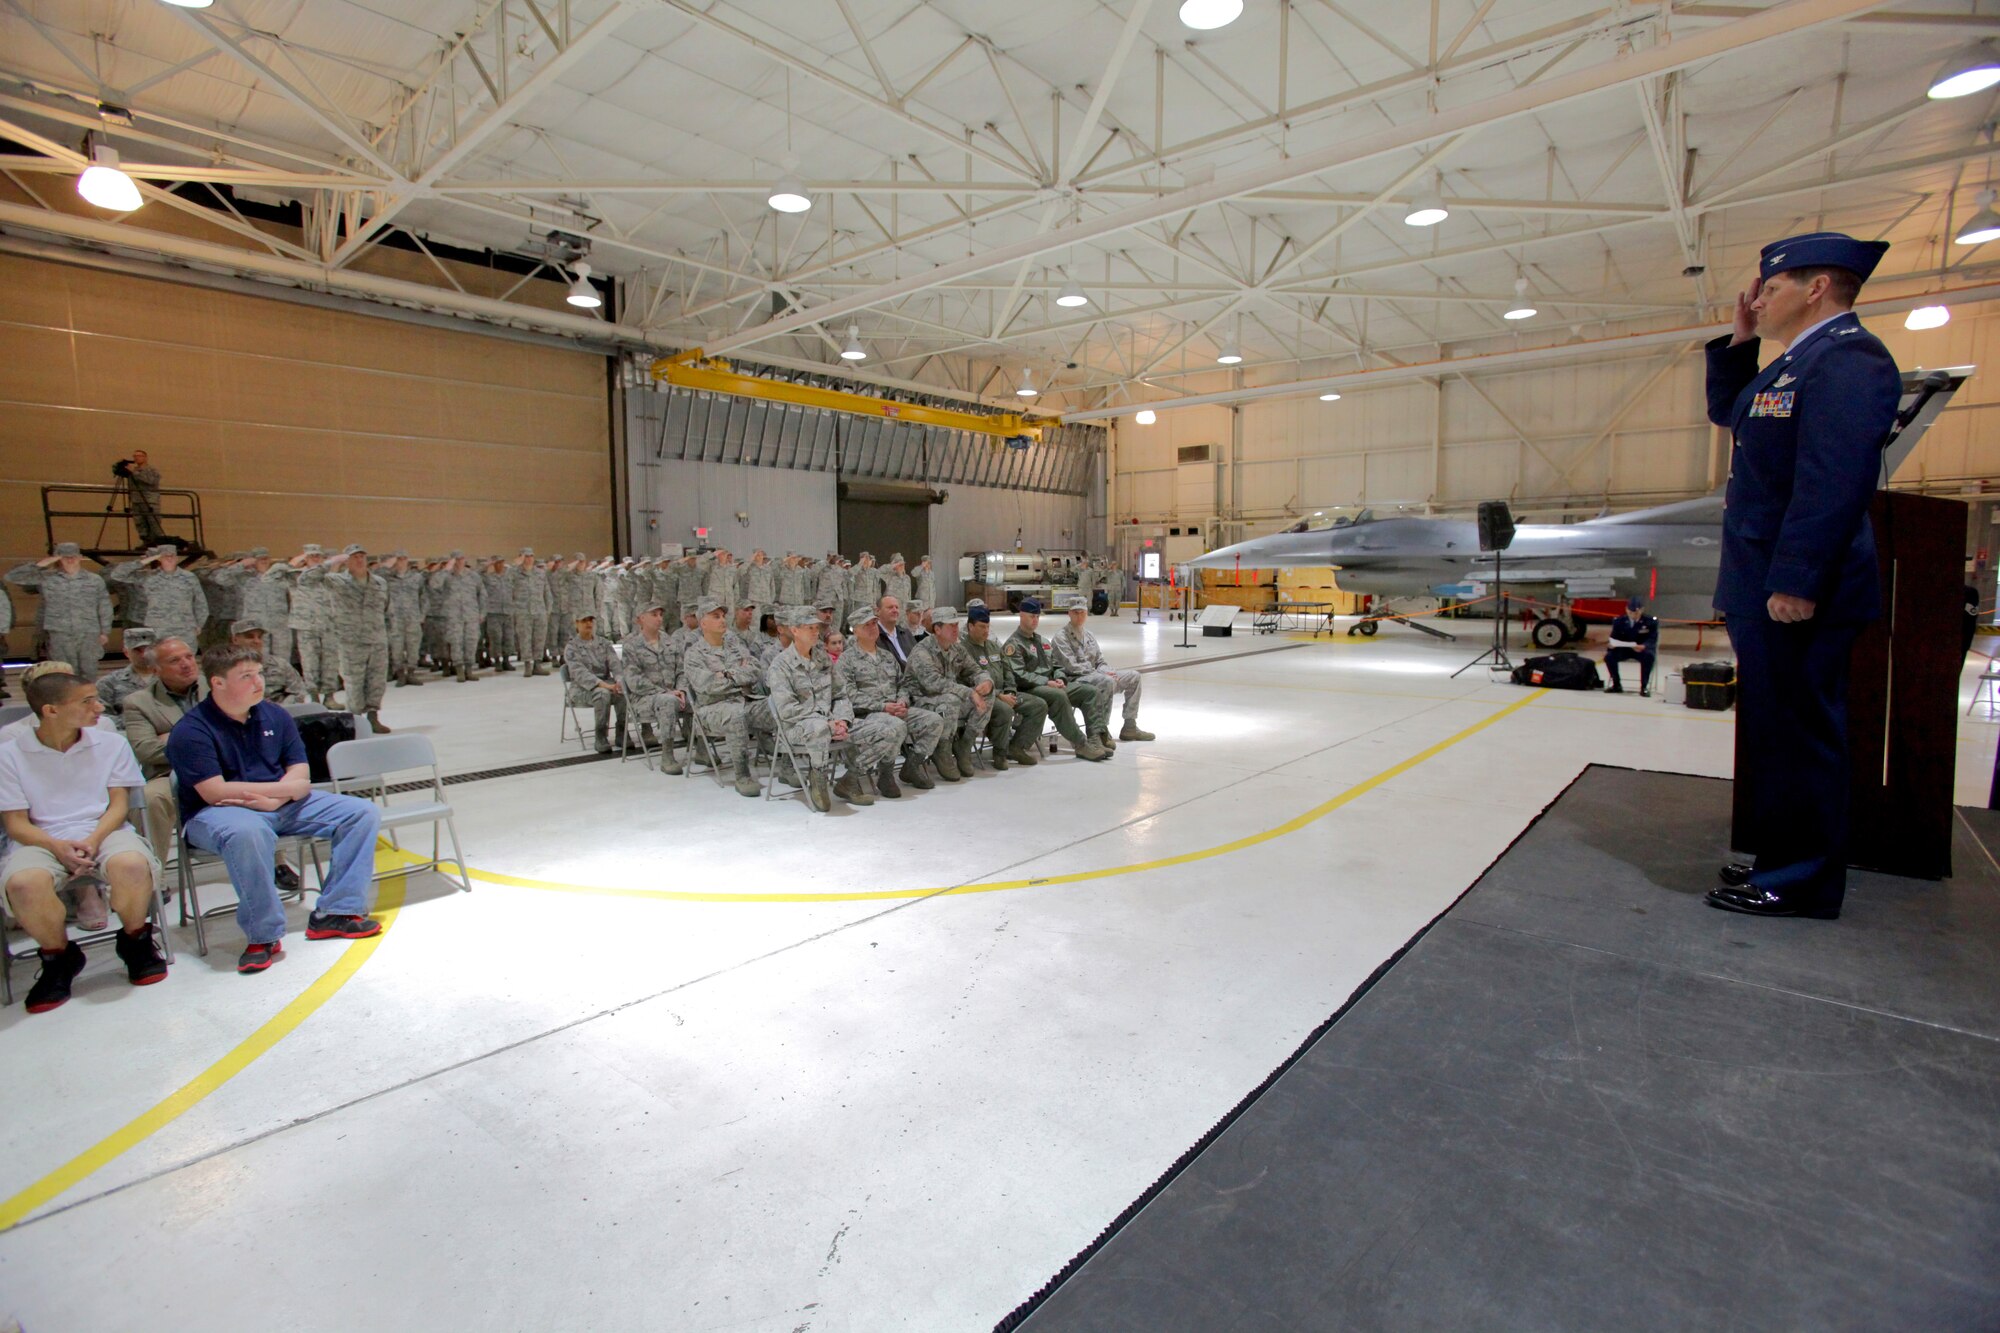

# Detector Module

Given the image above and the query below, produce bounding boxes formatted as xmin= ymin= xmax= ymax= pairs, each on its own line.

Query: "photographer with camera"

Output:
xmin=111 ymin=450 xmax=165 ymax=546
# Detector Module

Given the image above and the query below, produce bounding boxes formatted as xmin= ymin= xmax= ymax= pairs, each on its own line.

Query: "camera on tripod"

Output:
xmin=110 ymin=457 xmax=136 ymax=480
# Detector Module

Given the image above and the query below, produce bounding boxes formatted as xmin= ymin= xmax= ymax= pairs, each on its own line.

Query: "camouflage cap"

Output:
xmin=121 ymin=627 xmax=158 ymax=648
xmin=248 ymin=546 xmax=270 ymax=559
xmin=847 ymin=607 xmax=876 ymax=630
xmin=390 ymin=550 xmax=407 ymax=559
xmin=448 ymin=549 xmax=464 ymax=559
xmin=929 ymin=606 xmax=961 ymax=624
xmin=302 ymin=544 xmax=324 ymax=556
xmin=815 ymin=593 xmax=839 ymax=611
xmin=906 ymin=599 xmax=927 ymax=615
xmin=145 ymin=544 xmax=177 ymax=559
xmin=638 ymin=601 xmax=666 ymax=616
xmin=697 ymin=596 xmax=725 ymax=615
xmin=229 ymin=617 xmax=266 ymax=636
xmin=519 ymin=547 xmax=535 ymax=556
xmin=783 ymin=607 xmax=820 ymax=628
xmin=572 ymin=552 xmax=587 ymax=561
xmin=53 ymin=542 xmax=80 ymax=558
xmin=965 ymin=597 xmax=986 ymax=611
xmin=572 ymin=610 xmax=597 ymax=623
xmin=341 ymin=543 xmax=366 ymax=556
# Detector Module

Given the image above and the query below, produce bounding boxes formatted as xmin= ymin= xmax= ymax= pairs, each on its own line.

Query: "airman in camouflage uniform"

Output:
xmin=95 ymin=625 xmax=158 ymax=721
xmin=881 ymin=555 xmax=913 ymax=607
xmin=562 ymin=611 xmax=625 ymax=755
xmin=382 ymin=552 xmax=426 ymax=686
xmin=914 ymin=555 xmax=937 ymax=607
xmin=230 ymin=617 xmax=308 ymax=704
xmin=6 ymin=542 xmax=114 ymax=680
xmin=620 ymin=602 xmax=686 ymax=774
xmin=1002 ymin=600 xmax=1108 ymax=760
xmin=285 ymin=544 xmax=335 ymax=700
xmin=429 ymin=552 xmax=486 ymax=682
xmin=848 ymin=554 xmax=883 ymax=625
xmin=682 ymin=596 xmax=773 ymax=797
xmin=775 ymin=553 xmax=812 ymax=621
xmin=304 ymin=544 xmax=392 ymax=730
xmin=1053 ymin=604 xmax=1153 ymax=749
xmin=108 ymin=545 xmax=208 ymax=660
xmin=814 ymin=555 xmax=849 ymax=631
xmin=906 ymin=606 xmax=996 ymax=783
xmin=560 ymin=554 xmax=598 ymax=654
xmin=834 ymin=607 xmax=935 ymax=798
xmin=510 ymin=548 xmax=551 ymax=676
xmin=741 ymin=550 xmax=777 ymax=629
xmin=764 ymin=610 xmax=880 ymax=810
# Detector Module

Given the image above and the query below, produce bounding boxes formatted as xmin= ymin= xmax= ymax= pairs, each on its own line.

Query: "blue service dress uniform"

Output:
xmin=1705 ymin=309 xmax=1902 ymax=912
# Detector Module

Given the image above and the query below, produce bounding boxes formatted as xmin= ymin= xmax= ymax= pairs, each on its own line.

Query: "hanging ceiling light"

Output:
xmin=1958 ymin=189 xmax=2000 ymax=245
xmin=1055 ymin=278 xmax=1089 ymax=308
xmin=1905 ymin=304 xmax=1951 ymax=330
xmin=1216 ymin=338 xmax=1243 ymax=365
xmin=1929 ymin=43 xmax=2000 ymax=99
xmin=1403 ymin=191 xmax=1448 ymax=227
xmin=76 ymin=137 xmax=143 ymax=213
xmin=767 ymin=175 xmax=811 ymax=213
xmin=1503 ymin=276 xmax=1537 ymax=321
xmin=840 ymin=324 xmax=867 ymax=360
xmin=1135 ymin=409 xmax=1158 ymax=425
xmin=1178 ymin=0 xmax=1243 ymax=30
xmin=1016 ymin=368 xmax=1039 ymax=397
xmin=1318 ymin=392 xmax=1342 ymax=402
xmin=565 ymin=262 xmax=602 ymax=309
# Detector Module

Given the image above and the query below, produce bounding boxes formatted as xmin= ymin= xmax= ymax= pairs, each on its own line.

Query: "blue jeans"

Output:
xmin=185 ymin=791 xmax=382 ymax=944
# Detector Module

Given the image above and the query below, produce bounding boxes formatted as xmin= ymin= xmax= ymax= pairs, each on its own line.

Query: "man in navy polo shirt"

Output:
xmin=166 ymin=643 xmax=383 ymax=973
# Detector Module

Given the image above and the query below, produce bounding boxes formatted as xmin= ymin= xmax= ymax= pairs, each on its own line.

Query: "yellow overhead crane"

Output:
xmin=650 ymin=353 xmax=1044 ymax=442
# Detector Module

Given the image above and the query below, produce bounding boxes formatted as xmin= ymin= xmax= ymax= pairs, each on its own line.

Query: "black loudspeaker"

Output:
xmin=1476 ymin=500 xmax=1516 ymax=553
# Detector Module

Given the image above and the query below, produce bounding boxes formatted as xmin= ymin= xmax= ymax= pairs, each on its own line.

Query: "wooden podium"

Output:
xmin=1732 ymin=491 xmax=1965 ymax=880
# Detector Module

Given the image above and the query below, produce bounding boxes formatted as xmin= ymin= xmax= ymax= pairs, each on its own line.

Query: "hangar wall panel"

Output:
xmin=0 ymin=254 xmax=613 ymax=568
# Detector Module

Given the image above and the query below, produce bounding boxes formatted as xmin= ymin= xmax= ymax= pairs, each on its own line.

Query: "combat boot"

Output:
xmin=641 ymin=725 xmax=659 ymax=748
xmin=989 ymin=744 xmax=1009 ymax=771
xmin=457 ymin=665 xmax=471 ymax=683
xmin=800 ymin=756 xmax=832 ymax=808
xmin=732 ymin=752 xmax=762 ymax=798
xmin=521 ymin=662 xmax=535 ymax=679
xmin=833 ymin=767 xmax=872 ymax=806
xmin=532 ymin=663 xmax=551 ymax=676
xmin=900 ymin=750 xmax=934 ymax=790
xmin=1119 ymin=719 xmax=1156 ymax=742
xmin=953 ymin=731 xmax=976 ymax=776
xmin=875 ymin=761 xmax=903 ymax=798
xmin=656 ymin=744 xmax=684 ymax=776
xmin=593 ymin=725 xmax=612 ymax=756
xmin=366 ymin=711 xmax=392 ymax=734
xmin=1074 ymin=737 xmax=1110 ymax=761
xmin=1007 ymin=739 xmax=1040 ymax=766
xmin=932 ymin=739 xmax=962 ymax=782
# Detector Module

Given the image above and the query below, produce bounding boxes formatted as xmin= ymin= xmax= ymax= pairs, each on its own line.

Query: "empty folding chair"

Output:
xmin=327 ymin=734 xmax=473 ymax=893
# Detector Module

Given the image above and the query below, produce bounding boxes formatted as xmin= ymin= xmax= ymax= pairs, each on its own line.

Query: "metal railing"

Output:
xmin=41 ymin=483 xmax=206 ymax=561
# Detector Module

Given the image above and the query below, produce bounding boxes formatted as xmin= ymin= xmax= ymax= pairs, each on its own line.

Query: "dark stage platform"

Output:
xmin=1005 ymin=766 xmax=2000 ymax=1333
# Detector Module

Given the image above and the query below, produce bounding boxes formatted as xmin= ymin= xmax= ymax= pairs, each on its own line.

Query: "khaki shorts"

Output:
xmin=0 ymin=826 xmax=160 ymax=919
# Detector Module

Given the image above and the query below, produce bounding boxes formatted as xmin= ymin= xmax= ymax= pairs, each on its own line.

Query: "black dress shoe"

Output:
xmin=1717 ymin=862 xmax=1753 ymax=888
xmin=1704 ymin=884 xmax=1840 ymax=920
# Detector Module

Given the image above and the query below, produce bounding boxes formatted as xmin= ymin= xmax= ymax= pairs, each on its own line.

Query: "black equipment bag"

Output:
xmin=1683 ymin=661 xmax=1737 ymax=711
xmin=295 ymin=711 xmax=357 ymax=783
xmin=1091 ymin=589 xmax=1109 ymax=614
xmin=1510 ymin=652 xmax=1603 ymax=690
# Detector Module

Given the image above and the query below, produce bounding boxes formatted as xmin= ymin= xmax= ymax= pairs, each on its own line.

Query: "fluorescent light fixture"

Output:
xmin=1905 ymin=305 xmax=1951 ymax=331
xmin=566 ymin=262 xmax=602 ymax=309
xmin=1016 ymin=369 xmax=1039 ymax=397
xmin=1957 ymin=189 xmax=2000 ymax=245
xmin=1929 ymin=43 xmax=2000 ymax=99
xmin=77 ymin=140 xmax=143 ymax=212
xmin=1318 ymin=392 xmax=1341 ymax=402
xmin=767 ymin=176 xmax=811 ymax=213
xmin=840 ymin=324 xmax=867 ymax=360
xmin=1503 ymin=277 xmax=1537 ymax=321
xmin=1179 ymin=0 xmax=1243 ymax=30
xmin=1403 ymin=192 xmax=1448 ymax=227
xmin=1216 ymin=339 xmax=1243 ymax=365
xmin=1135 ymin=409 xmax=1157 ymax=425
xmin=1055 ymin=279 xmax=1089 ymax=308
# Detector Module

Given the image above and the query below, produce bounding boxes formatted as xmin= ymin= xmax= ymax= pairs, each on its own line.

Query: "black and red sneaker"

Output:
xmin=305 ymin=913 xmax=383 ymax=940
xmin=237 ymin=940 xmax=285 ymax=974
xmin=115 ymin=927 xmax=169 ymax=986
xmin=24 ymin=941 xmax=87 ymax=1013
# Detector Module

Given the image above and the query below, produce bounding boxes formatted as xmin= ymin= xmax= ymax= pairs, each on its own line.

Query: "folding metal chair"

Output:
xmin=1968 ymin=667 xmax=2000 ymax=718
xmin=615 ymin=666 xmax=656 ymax=768
xmin=177 ymin=813 xmax=325 ymax=958
xmin=557 ymin=664 xmax=597 ymax=750
xmin=683 ymin=703 xmax=733 ymax=788
xmin=2 ymin=787 xmax=174 ymax=1005
xmin=327 ymin=734 xmax=473 ymax=893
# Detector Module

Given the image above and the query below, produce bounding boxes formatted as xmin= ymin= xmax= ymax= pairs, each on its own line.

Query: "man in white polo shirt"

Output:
xmin=0 ymin=671 xmax=168 ymax=1014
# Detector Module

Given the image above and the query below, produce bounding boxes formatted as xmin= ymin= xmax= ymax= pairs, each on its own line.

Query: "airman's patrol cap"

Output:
xmin=122 ymin=627 xmax=157 ymax=648
xmin=302 ymin=544 xmax=323 ymax=556
xmin=929 ymin=606 xmax=960 ymax=625
xmin=847 ymin=607 xmax=875 ymax=630
xmin=573 ymin=610 xmax=596 ymax=623
xmin=816 ymin=594 xmax=839 ymax=611
xmin=697 ymin=596 xmax=725 ymax=615
xmin=448 ymin=549 xmax=464 ymax=559
xmin=230 ymin=617 xmax=266 ymax=635
xmin=783 ymin=607 xmax=819 ymax=627
xmin=248 ymin=546 xmax=269 ymax=559
xmin=520 ymin=547 xmax=535 ymax=556
xmin=341 ymin=543 xmax=366 ymax=556
xmin=53 ymin=542 xmax=80 ymax=557
xmin=1759 ymin=231 xmax=1889 ymax=283
xmin=146 ymin=544 xmax=177 ymax=559
xmin=638 ymin=601 xmax=666 ymax=616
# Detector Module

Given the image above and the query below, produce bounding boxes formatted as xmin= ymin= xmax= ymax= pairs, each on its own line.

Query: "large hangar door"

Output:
xmin=838 ymin=480 xmax=933 ymax=568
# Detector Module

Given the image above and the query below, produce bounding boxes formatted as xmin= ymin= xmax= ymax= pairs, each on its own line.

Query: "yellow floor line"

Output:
xmin=384 ymin=690 xmax=1550 ymax=905
xmin=0 ymin=866 xmax=410 ymax=1232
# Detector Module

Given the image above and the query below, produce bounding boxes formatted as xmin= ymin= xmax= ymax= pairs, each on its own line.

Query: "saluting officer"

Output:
xmin=1703 ymin=231 xmax=1902 ymax=920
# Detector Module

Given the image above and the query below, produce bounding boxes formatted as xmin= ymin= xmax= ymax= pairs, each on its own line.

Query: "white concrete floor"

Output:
xmin=1 ymin=615 xmax=1993 ymax=1332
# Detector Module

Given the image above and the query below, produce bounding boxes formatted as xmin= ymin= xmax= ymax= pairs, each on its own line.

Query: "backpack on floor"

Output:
xmin=295 ymin=711 xmax=358 ymax=783
xmin=1511 ymin=652 xmax=1604 ymax=690
xmin=1683 ymin=661 xmax=1737 ymax=711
